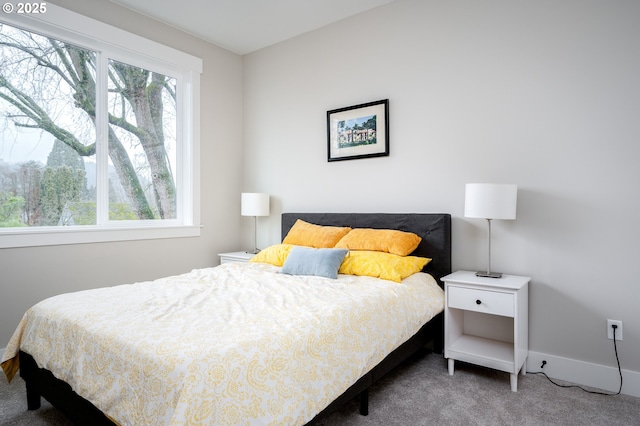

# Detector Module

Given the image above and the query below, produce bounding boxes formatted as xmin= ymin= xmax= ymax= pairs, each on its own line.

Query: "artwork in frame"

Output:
xmin=327 ymin=99 xmax=389 ymax=162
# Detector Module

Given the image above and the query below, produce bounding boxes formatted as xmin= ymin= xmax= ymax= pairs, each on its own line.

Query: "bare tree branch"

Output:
xmin=1 ymin=24 xmax=175 ymax=221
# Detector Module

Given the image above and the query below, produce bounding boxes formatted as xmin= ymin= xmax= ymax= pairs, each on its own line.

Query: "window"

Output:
xmin=0 ymin=5 xmax=202 ymax=248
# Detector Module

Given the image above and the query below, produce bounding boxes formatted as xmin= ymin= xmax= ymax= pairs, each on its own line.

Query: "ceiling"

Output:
xmin=111 ymin=0 xmax=396 ymax=55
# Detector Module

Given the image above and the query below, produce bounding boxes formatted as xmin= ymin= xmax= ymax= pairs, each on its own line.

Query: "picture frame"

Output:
xmin=327 ymin=99 xmax=389 ymax=162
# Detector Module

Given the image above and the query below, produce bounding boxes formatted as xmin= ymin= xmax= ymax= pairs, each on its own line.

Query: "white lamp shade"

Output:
xmin=241 ymin=193 xmax=270 ymax=217
xmin=464 ymin=184 xmax=517 ymax=220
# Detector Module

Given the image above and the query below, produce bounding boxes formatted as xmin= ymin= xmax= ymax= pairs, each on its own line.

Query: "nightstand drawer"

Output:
xmin=448 ymin=286 xmax=514 ymax=317
xmin=219 ymin=251 xmax=254 ymax=264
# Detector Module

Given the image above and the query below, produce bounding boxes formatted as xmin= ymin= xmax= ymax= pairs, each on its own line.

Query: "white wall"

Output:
xmin=243 ymin=0 xmax=640 ymax=393
xmin=0 ymin=0 xmax=244 ymax=346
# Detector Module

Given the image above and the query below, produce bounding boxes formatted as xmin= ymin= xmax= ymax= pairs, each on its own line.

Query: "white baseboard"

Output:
xmin=528 ymin=351 xmax=640 ymax=398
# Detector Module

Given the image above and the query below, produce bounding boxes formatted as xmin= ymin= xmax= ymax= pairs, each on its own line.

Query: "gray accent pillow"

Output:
xmin=280 ymin=246 xmax=348 ymax=279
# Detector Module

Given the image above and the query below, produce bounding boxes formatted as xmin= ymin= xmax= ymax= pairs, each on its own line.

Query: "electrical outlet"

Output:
xmin=607 ymin=319 xmax=623 ymax=341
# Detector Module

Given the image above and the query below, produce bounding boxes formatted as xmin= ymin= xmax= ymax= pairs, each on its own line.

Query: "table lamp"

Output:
xmin=464 ymin=183 xmax=517 ymax=278
xmin=241 ymin=193 xmax=270 ymax=254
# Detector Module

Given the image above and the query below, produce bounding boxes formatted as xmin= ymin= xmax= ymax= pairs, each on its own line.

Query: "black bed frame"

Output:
xmin=18 ymin=213 xmax=451 ymax=425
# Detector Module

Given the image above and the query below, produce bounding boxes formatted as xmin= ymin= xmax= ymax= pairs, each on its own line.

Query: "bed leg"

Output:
xmin=433 ymin=314 xmax=444 ymax=354
xmin=25 ymin=381 xmax=41 ymax=410
xmin=359 ymin=388 xmax=369 ymax=416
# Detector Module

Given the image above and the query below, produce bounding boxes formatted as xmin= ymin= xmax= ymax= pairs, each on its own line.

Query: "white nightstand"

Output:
xmin=218 ymin=251 xmax=255 ymax=264
xmin=443 ymin=270 xmax=530 ymax=392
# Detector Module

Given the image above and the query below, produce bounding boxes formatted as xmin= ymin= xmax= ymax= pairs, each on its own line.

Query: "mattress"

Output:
xmin=2 ymin=261 xmax=444 ymax=426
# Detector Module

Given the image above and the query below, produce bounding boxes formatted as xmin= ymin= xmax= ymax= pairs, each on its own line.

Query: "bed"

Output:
xmin=2 ymin=212 xmax=451 ymax=425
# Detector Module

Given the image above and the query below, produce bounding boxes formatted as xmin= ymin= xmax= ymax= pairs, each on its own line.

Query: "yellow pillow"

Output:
xmin=282 ymin=219 xmax=352 ymax=248
xmin=338 ymin=251 xmax=431 ymax=282
xmin=335 ymin=228 xmax=421 ymax=256
xmin=249 ymin=244 xmax=295 ymax=266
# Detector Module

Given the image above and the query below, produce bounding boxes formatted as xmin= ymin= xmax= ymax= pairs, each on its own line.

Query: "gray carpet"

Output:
xmin=2 ymin=350 xmax=638 ymax=425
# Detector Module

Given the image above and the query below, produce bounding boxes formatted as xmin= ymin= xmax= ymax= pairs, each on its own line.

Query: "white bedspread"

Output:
xmin=2 ymin=262 xmax=444 ymax=426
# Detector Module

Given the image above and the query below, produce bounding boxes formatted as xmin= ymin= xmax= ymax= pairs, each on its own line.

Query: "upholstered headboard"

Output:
xmin=281 ymin=213 xmax=452 ymax=288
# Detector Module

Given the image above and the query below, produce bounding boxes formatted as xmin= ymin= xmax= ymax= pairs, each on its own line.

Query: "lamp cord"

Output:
xmin=528 ymin=327 xmax=622 ymax=396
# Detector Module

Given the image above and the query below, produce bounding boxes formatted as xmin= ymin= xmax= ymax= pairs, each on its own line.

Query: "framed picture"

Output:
xmin=327 ymin=99 xmax=389 ymax=162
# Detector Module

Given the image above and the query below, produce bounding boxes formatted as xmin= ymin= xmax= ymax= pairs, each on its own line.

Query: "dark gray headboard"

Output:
xmin=281 ymin=213 xmax=451 ymax=288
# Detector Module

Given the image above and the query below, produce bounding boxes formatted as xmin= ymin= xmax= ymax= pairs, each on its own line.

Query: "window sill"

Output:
xmin=0 ymin=225 xmax=202 ymax=249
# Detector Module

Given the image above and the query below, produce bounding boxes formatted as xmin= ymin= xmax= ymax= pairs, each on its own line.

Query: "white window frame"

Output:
xmin=0 ymin=4 xmax=202 ymax=248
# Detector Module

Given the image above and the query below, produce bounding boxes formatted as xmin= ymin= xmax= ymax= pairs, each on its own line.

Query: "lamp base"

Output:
xmin=475 ymin=271 xmax=503 ymax=279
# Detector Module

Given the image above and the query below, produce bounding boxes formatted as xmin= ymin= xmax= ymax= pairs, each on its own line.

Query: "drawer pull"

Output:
xmin=476 ymin=299 xmax=482 ymax=305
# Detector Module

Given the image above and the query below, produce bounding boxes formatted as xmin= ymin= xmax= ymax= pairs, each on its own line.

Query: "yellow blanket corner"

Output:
xmin=1 ymin=357 xmax=19 ymax=383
